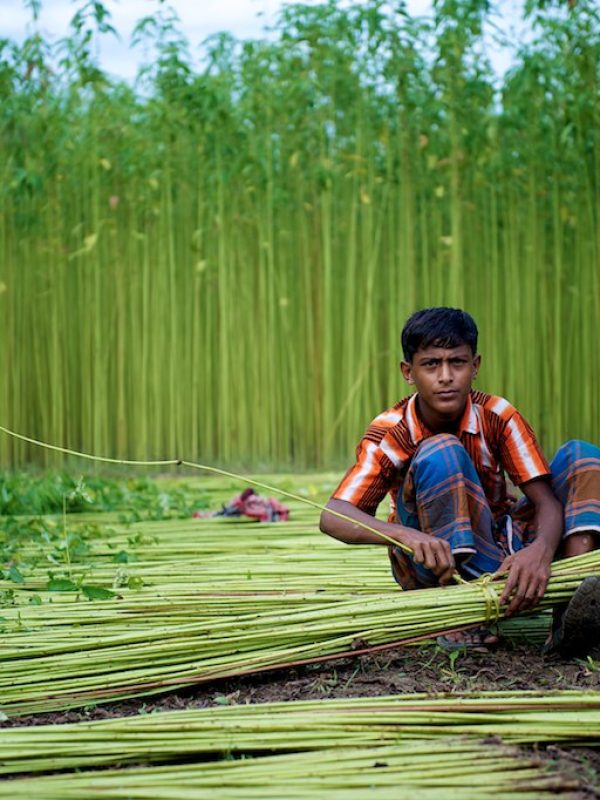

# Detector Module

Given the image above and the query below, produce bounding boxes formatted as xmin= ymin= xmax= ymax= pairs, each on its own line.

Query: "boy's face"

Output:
xmin=400 ymin=344 xmax=480 ymax=426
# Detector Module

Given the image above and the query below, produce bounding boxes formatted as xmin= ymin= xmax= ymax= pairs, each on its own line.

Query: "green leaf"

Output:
xmin=113 ymin=550 xmax=129 ymax=563
xmin=28 ymin=594 xmax=43 ymax=606
xmin=81 ymin=584 xmax=117 ymax=600
xmin=8 ymin=565 xmax=25 ymax=584
xmin=127 ymin=576 xmax=144 ymax=591
xmin=214 ymin=694 xmax=231 ymax=705
xmin=47 ymin=578 xmax=79 ymax=592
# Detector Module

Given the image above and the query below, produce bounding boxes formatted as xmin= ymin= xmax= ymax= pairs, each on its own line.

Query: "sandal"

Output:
xmin=542 ymin=575 xmax=600 ymax=657
xmin=437 ymin=627 xmax=499 ymax=653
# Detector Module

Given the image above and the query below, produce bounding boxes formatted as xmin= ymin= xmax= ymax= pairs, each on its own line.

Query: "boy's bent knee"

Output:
xmin=411 ymin=434 xmax=473 ymax=484
xmin=415 ymin=433 xmax=464 ymax=458
xmin=552 ymin=439 xmax=600 ymax=467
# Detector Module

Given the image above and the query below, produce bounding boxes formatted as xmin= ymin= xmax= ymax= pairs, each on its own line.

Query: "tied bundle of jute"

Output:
xmin=1 ymin=550 xmax=598 ymax=715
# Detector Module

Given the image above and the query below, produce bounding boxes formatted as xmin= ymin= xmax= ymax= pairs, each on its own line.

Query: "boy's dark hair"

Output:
xmin=401 ymin=307 xmax=478 ymax=362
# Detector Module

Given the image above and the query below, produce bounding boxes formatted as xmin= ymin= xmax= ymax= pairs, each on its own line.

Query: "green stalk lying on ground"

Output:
xmin=0 ymin=550 xmax=598 ymax=716
xmin=0 ymin=740 xmax=584 ymax=799
xmin=1 ymin=690 xmax=599 ymax=775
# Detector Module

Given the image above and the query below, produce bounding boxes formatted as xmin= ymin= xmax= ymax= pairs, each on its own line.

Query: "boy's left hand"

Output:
xmin=498 ymin=542 xmax=553 ymax=616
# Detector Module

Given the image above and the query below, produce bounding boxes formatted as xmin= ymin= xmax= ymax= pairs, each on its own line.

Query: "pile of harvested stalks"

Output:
xmin=0 ymin=543 xmax=598 ymax=715
xmin=1 ymin=690 xmax=599 ymax=775
xmin=0 ymin=739 xmax=584 ymax=799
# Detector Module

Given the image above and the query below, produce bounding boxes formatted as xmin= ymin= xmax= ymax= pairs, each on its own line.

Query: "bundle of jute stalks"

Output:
xmin=1 ymin=690 xmax=598 ymax=775
xmin=1 ymin=551 xmax=598 ymax=716
xmin=0 ymin=740 xmax=584 ymax=799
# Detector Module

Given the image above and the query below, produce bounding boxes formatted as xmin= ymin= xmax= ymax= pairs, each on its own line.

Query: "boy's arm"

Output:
xmin=499 ymin=478 xmax=563 ymax=615
xmin=320 ymin=498 xmax=456 ymax=585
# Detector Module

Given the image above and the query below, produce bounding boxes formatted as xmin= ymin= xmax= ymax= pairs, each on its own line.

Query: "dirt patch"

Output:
xmin=536 ymin=744 xmax=600 ymax=790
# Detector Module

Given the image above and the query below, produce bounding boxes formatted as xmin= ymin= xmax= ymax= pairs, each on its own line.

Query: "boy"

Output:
xmin=320 ymin=307 xmax=600 ymax=654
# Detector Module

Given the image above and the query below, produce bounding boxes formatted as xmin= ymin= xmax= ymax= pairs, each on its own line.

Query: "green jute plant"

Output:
xmin=1 ymin=0 xmax=599 ymax=468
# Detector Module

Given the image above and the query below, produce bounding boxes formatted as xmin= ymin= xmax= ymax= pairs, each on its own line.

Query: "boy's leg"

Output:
xmin=389 ymin=434 xmax=506 ymax=650
xmin=550 ymin=439 xmax=600 ymax=554
xmin=513 ymin=438 xmax=600 ymax=551
xmin=546 ymin=440 xmax=600 ymax=655
xmin=389 ymin=433 xmax=506 ymax=590
xmin=512 ymin=439 xmax=600 ymax=656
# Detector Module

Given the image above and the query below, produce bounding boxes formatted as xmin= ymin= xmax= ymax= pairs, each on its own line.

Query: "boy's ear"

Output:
xmin=400 ymin=360 xmax=414 ymax=384
xmin=473 ymin=353 xmax=481 ymax=378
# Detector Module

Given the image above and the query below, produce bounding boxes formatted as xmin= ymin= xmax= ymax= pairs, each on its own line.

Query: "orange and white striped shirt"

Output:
xmin=333 ymin=391 xmax=550 ymax=519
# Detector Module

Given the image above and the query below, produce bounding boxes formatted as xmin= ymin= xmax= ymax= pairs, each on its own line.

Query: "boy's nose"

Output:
xmin=439 ymin=363 xmax=452 ymax=383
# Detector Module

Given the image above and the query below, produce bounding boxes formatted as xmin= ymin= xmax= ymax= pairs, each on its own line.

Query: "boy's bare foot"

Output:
xmin=543 ymin=575 xmax=600 ymax=657
xmin=437 ymin=627 xmax=499 ymax=653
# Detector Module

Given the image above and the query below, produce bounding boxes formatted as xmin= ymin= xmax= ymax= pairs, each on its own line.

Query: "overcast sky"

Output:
xmin=3 ymin=0 xmax=527 ymax=81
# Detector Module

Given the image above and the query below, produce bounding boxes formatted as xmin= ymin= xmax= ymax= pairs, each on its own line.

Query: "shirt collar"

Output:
xmin=405 ymin=394 xmax=427 ymax=444
xmin=458 ymin=394 xmax=479 ymax=435
xmin=406 ymin=393 xmax=479 ymax=444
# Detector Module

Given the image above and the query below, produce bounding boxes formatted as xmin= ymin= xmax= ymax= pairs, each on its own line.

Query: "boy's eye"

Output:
xmin=421 ymin=358 xmax=468 ymax=367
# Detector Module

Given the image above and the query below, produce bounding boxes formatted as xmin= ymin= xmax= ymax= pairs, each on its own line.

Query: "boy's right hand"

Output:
xmin=319 ymin=499 xmax=456 ymax=584
xmin=398 ymin=529 xmax=456 ymax=585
